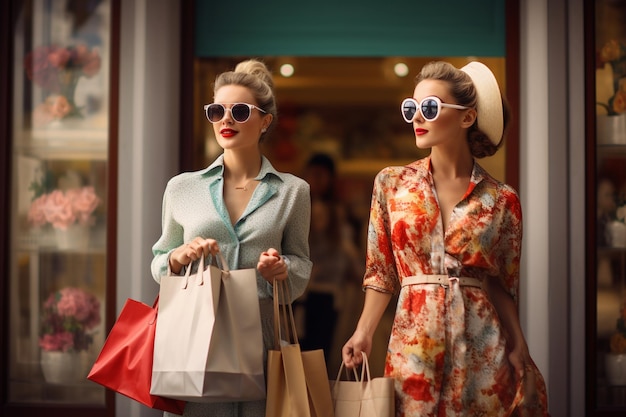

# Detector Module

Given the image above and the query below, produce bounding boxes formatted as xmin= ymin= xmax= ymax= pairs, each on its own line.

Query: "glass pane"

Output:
xmin=8 ymin=0 xmax=110 ymax=405
xmin=595 ymin=0 xmax=626 ymax=408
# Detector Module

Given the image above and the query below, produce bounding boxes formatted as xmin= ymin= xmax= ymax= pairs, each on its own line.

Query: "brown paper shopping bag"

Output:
xmin=150 ymin=253 xmax=265 ymax=402
xmin=330 ymin=352 xmax=395 ymax=417
xmin=265 ymin=280 xmax=335 ymax=417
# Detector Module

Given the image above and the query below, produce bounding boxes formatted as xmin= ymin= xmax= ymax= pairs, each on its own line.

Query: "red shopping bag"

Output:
xmin=87 ymin=296 xmax=186 ymax=415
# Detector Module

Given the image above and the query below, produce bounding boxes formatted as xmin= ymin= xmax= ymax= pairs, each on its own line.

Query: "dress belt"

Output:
xmin=401 ymin=274 xmax=483 ymax=289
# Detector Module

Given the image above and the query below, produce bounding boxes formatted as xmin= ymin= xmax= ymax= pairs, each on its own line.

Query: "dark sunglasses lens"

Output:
xmin=207 ymin=104 xmax=225 ymax=122
xmin=421 ymin=99 xmax=439 ymax=120
xmin=231 ymin=104 xmax=251 ymax=122
xmin=402 ymin=100 xmax=417 ymax=122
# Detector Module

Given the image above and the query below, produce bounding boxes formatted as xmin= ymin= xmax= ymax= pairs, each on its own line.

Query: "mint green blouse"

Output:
xmin=151 ymin=154 xmax=312 ymax=302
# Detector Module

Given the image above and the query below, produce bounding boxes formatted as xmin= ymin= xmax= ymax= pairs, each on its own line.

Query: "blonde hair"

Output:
xmin=214 ymin=59 xmax=277 ymax=136
xmin=416 ymin=61 xmax=508 ymax=157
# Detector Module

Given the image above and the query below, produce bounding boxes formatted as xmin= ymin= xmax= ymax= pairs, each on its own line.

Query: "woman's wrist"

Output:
xmin=168 ymin=254 xmax=183 ymax=274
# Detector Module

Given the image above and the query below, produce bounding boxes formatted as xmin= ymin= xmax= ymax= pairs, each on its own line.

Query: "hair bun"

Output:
xmin=234 ymin=59 xmax=274 ymax=90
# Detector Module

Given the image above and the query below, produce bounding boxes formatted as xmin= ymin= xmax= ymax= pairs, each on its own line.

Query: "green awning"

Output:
xmin=195 ymin=0 xmax=505 ymax=57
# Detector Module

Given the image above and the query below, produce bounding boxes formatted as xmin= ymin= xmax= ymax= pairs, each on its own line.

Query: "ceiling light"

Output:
xmin=394 ymin=62 xmax=409 ymax=77
xmin=280 ymin=63 xmax=295 ymax=77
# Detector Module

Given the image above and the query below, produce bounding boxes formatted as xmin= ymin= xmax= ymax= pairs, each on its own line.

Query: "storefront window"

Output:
xmin=7 ymin=0 xmax=112 ymax=405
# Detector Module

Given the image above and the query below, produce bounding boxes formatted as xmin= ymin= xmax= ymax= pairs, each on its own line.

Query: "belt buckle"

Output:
xmin=439 ymin=276 xmax=450 ymax=289
xmin=442 ymin=275 xmax=460 ymax=289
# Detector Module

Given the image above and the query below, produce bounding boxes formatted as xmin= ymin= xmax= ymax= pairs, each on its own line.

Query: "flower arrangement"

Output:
xmin=28 ymin=186 xmax=101 ymax=230
xmin=24 ymin=44 xmax=101 ymax=125
xmin=597 ymin=39 xmax=626 ymax=116
xmin=39 ymin=287 xmax=101 ymax=352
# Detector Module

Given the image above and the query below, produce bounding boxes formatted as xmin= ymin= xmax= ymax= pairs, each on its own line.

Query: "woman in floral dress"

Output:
xmin=342 ymin=61 xmax=549 ymax=416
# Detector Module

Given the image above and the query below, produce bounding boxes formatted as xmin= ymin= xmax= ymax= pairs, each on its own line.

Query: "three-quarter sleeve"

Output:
xmin=274 ymin=180 xmax=312 ymax=302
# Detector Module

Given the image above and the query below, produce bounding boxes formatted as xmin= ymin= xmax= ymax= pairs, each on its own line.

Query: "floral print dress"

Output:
xmin=363 ymin=157 xmax=549 ymax=417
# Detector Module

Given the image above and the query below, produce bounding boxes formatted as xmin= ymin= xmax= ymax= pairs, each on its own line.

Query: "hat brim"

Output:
xmin=460 ymin=62 xmax=503 ymax=146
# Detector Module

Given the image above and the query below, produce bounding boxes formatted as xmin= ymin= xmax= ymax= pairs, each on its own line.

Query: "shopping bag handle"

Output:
xmin=178 ymin=251 xmax=232 ymax=291
xmin=359 ymin=351 xmax=372 ymax=383
xmin=180 ymin=256 xmax=205 ymax=289
xmin=335 ymin=351 xmax=370 ymax=383
xmin=272 ymin=280 xmax=299 ymax=348
xmin=212 ymin=251 xmax=230 ymax=273
xmin=334 ymin=358 xmax=360 ymax=384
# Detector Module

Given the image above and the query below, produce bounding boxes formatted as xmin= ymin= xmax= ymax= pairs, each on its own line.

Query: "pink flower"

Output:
xmin=27 ymin=195 xmax=48 ymax=227
xmin=24 ymin=45 xmax=59 ymax=92
xmin=39 ymin=287 xmax=101 ymax=352
xmin=47 ymin=46 xmax=71 ymax=68
xmin=39 ymin=332 xmax=75 ymax=352
xmin=66 ymin=186 xmax=101 ymax=225
xmin=28 ymin=186 xmax=101 ymax=229
xmin=45 ymin=94 xmax=73 ymax=119
xmin=42 ymin=189 xmax=75 ymax=230
xmin=56 ymin=287 xmax=100 ymax=327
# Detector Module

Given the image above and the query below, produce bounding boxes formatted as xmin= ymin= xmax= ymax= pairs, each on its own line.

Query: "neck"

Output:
xmin=429 ymin=147 xmax=473 ymax=179
xmin=223 ymin=151 xmax=262 ymax=191
xmin=223 ymin=150 xmax=262 ymax=180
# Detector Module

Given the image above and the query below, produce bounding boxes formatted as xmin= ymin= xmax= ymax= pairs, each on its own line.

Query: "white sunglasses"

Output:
xmin=401 ymin=96 xmax=470 ymax=122
xmin=204 ymin=103 xmax=267 ymax=123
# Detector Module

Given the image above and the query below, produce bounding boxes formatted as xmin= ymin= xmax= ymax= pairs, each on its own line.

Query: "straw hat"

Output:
xmin=460 ymin=62 xmax=503 ymax=146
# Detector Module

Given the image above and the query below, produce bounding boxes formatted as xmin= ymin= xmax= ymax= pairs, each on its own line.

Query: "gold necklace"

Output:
xmin=235 ymin=180 xmax=251 ymax=191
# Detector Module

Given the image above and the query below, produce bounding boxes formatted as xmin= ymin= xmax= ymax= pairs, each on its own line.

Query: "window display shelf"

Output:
xmin=598 ymin=144 xmax=626 ymax=156
xmin=16 ymin=129 xmax=107 ymax=161
xmin=16 ymin=226 xmax=107 ymax=253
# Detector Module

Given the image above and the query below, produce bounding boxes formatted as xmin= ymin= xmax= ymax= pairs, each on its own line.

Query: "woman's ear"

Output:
xmin=461 ymin=108 xmax=477 ymax=128
xmin=263 ymin=114 xmax=273 ymax=131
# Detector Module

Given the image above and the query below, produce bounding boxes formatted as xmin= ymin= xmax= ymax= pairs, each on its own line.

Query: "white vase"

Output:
xmin=40 ymin=350 xmax=91 ymax=384
xmin=607 ymin=221 xmax=626 ymax=248
xmin=54 ymin=224 xmax=90 ymax=250
xmin=597 ymin=113 xmax=626 ymax=145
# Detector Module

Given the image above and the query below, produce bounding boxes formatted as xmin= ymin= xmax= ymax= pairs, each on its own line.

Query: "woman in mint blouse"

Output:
xmin=151 ymin=59 xmax=311 ymax=417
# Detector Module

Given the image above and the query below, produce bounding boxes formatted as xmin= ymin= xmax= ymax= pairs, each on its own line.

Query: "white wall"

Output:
xmin=520 ymin=1 xmax=587 ymax=416
xmin=519 ymin=0 xmax=551 ymax=385
xmin=117 ymin=1 xmax=180 ymax=416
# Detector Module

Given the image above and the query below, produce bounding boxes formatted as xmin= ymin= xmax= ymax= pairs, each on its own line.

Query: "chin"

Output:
xmin=415 ymin=138 xmax=434 ymax=149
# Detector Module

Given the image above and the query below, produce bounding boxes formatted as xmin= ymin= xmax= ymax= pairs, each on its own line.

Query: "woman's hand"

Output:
xmin=257 ymin=248 xmax=288 ymax=282
xmin=342 ymin=329 xmax=372 ymax=369
xmin=168 ymin=237 xmax=219 ymax=274
xmin=509 ymin=344 xmax=544 ymax=415
xmin=508 ymin=343 xmax=531 ymax=381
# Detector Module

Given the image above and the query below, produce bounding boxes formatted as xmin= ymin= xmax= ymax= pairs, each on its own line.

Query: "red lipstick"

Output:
xmin=220 ymin=128 xmax=236 ymax=137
